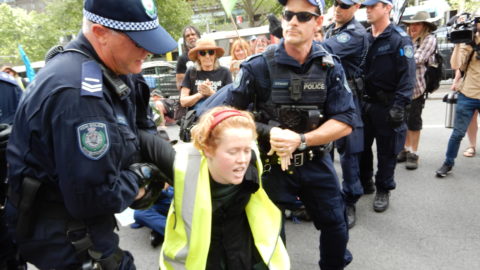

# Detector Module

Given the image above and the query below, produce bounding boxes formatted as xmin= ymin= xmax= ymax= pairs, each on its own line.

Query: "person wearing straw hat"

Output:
xmin=179 ymin=38 xmax=232 ymax=111
xmin=4 ymin=0 xmax=176 ymax=269
xmin=397 ymin=11 xmax=438 ymax=170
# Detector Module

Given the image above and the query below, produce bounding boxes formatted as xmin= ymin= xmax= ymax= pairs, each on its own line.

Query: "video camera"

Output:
xmin=448 ymin=13 xmax=480 ymax=44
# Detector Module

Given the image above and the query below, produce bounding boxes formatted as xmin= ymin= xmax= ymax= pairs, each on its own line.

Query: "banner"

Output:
xmin=220 ymin=0 xmax=238 ymax=17
xmin=18 ymin=44 xmax=36 ymax=82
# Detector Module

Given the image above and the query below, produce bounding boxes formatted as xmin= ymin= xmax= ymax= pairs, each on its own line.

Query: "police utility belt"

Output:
xmin=262 ymin=143 xmax=333 ymax=169
xmin=362 ymin=90 xmax=395 ymax=106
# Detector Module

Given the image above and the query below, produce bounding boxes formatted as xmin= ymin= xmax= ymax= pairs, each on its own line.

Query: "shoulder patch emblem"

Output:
xmin=337 ymin=33 xmax=351 ymax=43
xmin=233 ymin=69 xmax=243 ymax=89
xmin=404 ymin=45 xmax=414 ymax=58
xmin=142 ymin=0 xmax=157 ymax=19
xmin=77 ymin=122 xmax=110 ymax=160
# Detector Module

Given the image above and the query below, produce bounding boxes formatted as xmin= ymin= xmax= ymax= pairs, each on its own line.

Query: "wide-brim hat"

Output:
xmin=402 ymin=11 xmax=438 ymax=31
xmin=188 ymin=38 xmax=225 ymax=62
xmin=83 ymin=0 xmax=177 ymax=55
xmin=1 ymin=65 xmax=17 ymax=75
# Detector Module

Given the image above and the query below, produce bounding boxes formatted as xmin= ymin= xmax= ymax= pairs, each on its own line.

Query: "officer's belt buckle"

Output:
xmin=293 ymin=153 xmax=304 ymax=167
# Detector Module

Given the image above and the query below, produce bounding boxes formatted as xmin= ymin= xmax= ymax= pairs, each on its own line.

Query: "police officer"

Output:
xmin=360 ymin=0 xmax=415 ymax=212
xmin=5 ymin=0 xmax=176 ymax=269
xmin=0 ymin=72 xmax=25 ymax=270
xmin=323 ymin=0 xmax=367 ymax=229
xmin=202 ymin=0 xmax=355 ymax=268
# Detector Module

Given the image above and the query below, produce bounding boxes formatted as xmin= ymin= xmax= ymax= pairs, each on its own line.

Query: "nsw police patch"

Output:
xmin=77 ymin=122 xmax=110 ymax=160
xmin=142 ymin=0 xmax=157 ymax=18
xmin=336 ymin=33 xmax=351 ymax=43
xmin=404 ymin=45 xmax=414 ymax=58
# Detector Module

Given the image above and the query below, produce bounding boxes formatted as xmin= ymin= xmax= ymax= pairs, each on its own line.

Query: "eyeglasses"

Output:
xmin=282 ymin=10 xmax=320 ymax=23
xmin=334 ymin=1 xmax=353 ymax=9
xmin=198 ymin=50 xmax=215 ymax=56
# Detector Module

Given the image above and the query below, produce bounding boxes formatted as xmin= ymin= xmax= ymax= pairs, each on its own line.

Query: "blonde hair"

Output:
xmin=191 ymin=106 xmax=257 ymax=153
xmin=230 ymin=38 xmax=251 ymax=61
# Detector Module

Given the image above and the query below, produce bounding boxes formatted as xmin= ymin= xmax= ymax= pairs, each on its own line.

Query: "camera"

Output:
xmin=448 ymin=13 xmax=480 ymax=44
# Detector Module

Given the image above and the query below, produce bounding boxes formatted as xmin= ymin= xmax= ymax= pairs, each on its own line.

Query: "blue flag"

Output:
xmin=18 ymin=44 xmax=36 ymax=82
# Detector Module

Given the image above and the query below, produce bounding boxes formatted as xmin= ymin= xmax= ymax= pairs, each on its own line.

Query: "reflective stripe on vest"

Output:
xmin=160 ymin=143 xmax=290 ymax=270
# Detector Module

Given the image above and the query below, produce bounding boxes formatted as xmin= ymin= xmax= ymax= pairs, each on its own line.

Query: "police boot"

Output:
xmin=150 ymin=230 xmax=164 ymax=248
xmin=346 ymin=204 xmax=356 ymax=229
xmin=373 ymin=190 xmax=390 ymax=212
xmin=361 ymin=179 xmax=375 ymax=195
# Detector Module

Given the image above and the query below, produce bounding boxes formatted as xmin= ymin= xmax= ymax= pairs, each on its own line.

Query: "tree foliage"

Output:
xmin=447 ymin=0 xmax=480 ymax=13
xmin=0 ymin=0 xmax=192 ymax=65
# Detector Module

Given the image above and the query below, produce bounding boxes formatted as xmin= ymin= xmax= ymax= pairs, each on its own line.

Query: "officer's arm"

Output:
xmin=51 ymin=91 xmax=145 ymax=219
xmin=137 ymin=129 xmax=175 ymax=185
xmin=323 ymin=32 xmax=359 ymax=59
xmin=394 ymin=38 xmax=415 ymax=108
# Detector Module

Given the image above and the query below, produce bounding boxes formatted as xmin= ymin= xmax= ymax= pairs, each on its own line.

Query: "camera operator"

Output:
xmin=436 ymin=16 xmax=480 ymax=177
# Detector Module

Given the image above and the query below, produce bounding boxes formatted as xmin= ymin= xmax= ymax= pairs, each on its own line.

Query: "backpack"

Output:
xmin=424 ymin=46 xmax=443 ymax=94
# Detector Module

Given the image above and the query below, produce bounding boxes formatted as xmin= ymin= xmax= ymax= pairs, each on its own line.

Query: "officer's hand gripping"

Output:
xmin=387 ymin=105 xmax=405 ymax=128
xmin=128 ymin=163 xmax=165 ymax=209
xmin=0 ymin=124 xmax=12 ymax=157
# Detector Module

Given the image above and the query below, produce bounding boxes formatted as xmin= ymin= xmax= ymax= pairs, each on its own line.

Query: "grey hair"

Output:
xmin=195 ymin=58 xmax=220 ymax=71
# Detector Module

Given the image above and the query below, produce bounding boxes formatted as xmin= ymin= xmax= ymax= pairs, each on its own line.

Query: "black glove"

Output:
xmin=128 ymin=163 xmax=166 ymax=209
xmin=0 ymin=124 xmax=12 ymax=157
xmin=387 ymin=105 xmax=405 ymax=128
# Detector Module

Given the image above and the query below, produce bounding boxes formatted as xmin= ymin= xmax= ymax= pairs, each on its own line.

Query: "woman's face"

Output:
xmin=234 ymin=46 xmax=247 ymax=60
xmin=205 ymin=127 xmax=254 ymax=185
xmin=409 ymin=22 xmax=426 ymax=39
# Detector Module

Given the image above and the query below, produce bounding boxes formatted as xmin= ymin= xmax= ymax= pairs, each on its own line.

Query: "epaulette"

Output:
xmin=346 ymin=23 xmax=356 ymax=30
xmin=0 ymin=72 xmax=19 ymax=87
xmin=81 ymin=60 xmax=103 ymax=98
xmin=393 ymin=25 xmax=408 ymax=37
xmin=313 ymin=43 xmax=336 ymax=68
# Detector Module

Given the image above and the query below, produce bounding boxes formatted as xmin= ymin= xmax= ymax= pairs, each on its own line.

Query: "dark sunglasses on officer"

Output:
xmin=282 ymin=10 xmax=320 ymax=23
xmin=334 ymin=1 xmax=353 ymax=9
xmin=198 ymin=50 xmax=215 ymax=56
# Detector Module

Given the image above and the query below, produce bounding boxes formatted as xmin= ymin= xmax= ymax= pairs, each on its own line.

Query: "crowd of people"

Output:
xmin=0 ymin=0 xmax=479 ymax=269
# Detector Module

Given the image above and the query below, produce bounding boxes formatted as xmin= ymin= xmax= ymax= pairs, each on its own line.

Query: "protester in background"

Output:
xmin=1 ymin=66 xmax=29 ymax=90
xmin=249 ymin=35 xmax=257 ymax=54
xmin=396 ymin=11 xmax=437 ymax=170
xmin=253 ymin=35 xmax=270 ymax=54
xmin=436 ymin=18 xmax=480 ymax=177
xmin=180 ymin=38 xmax=232 ymax=111
xmin=136 ymin=106 xmax=289 ymax=269
xmin=176 ymin=26 xmax=201 ymax=90
xmin=229 ymin=38 xmax=251 ymax=79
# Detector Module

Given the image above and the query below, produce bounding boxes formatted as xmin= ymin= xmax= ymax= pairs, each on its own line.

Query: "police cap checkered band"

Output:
xmin=83 ymin=0 xmax=177 ymax=55
xmin=83 ymin=9 xmax=159 ymax=31
xmin=277 ymin=0 xmax=325 ymax=14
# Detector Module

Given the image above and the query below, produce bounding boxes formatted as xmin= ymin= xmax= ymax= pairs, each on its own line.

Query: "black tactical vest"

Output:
xmin=257 ymin=45 xmax=330 ymax=133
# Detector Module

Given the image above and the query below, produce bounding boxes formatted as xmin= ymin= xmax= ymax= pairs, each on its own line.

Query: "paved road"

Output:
xmin=29 ymin=83 xmax=480 ymax=269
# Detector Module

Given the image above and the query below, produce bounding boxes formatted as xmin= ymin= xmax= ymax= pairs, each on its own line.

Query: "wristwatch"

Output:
xmin=298 ymin=133 xmax=307 ymax=151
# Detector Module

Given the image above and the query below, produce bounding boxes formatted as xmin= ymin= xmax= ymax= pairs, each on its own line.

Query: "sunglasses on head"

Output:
xmin=198 ymin=50 xmax=215 ymax=56
xmin=334 ymin=1 xmax=353 ymax=9
xmin=282 ymin=10 xmax=320 ymax=23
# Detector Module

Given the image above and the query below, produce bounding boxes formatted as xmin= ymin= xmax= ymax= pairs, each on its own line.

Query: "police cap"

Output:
xmin=83 ymin=0 xmax=177 ymax=55
xmin=361 ymin=0 xmax=393 ymax=6
xmin=277 ymin=0 xmax=325 ymax=14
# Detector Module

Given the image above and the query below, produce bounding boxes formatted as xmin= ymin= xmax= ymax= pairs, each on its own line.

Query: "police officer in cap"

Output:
xmin=360 ymin=0 xmax=415 ymax=212
xmin=5 ymin=0 xmax=176 ymax=269
xmin=0 ymin=72 xmax=25 ymax=270
xmin=202 ymin=0 xmax=355 ymax=268
xmin=323 ymin=0 xmax=367 ymax=229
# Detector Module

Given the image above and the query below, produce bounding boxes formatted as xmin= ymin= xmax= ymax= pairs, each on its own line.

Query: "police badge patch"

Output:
xmin=77 ymin=122 xmax=110 ymax=160
xmin=336 ymin=33 xmax=351 ymax=43
xmin=142 ymin=0 xmax=157 ymax=19
xmin=404 ymin=45 xmax=414 ymax=58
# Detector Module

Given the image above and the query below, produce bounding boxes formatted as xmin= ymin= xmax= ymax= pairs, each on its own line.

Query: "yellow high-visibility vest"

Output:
xmin=160 ymin=143 xmax=290 ymax=270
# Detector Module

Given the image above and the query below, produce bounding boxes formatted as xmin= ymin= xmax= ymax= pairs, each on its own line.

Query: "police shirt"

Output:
xmin=0 ymin=72 xmax=22 ymax=124
xmin=6 ymin=33 xmax=143 ymax=260
xmin=365 ymin=24 xmax=415 ymax=108
xmin=217 ymin=40 xmax=355 ymax=138
xmin=323 ymin=18 xmax=368 ymax=80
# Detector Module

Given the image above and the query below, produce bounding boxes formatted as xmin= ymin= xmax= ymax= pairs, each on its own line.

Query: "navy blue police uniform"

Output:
xmin=5 ymin=33 xmax=141 ymax=270
xmin=204 ymin=40 xmax=355 ymax=269
xmin=360 ymin=24 xmax=415 ymax=196
xmin=323 ymin=16 xmax=368 ymax=206
xmin=0 ymin=72 xmax=25 ymax=270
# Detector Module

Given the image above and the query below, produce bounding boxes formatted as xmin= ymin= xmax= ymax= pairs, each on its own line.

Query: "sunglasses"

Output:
xmin=334 ymin=1 xmax=353 ymax=9
xmin=198 ymin=50 xmax=215 ymax=56
xmin=282 ymin=10 xmax=320 ymax=23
